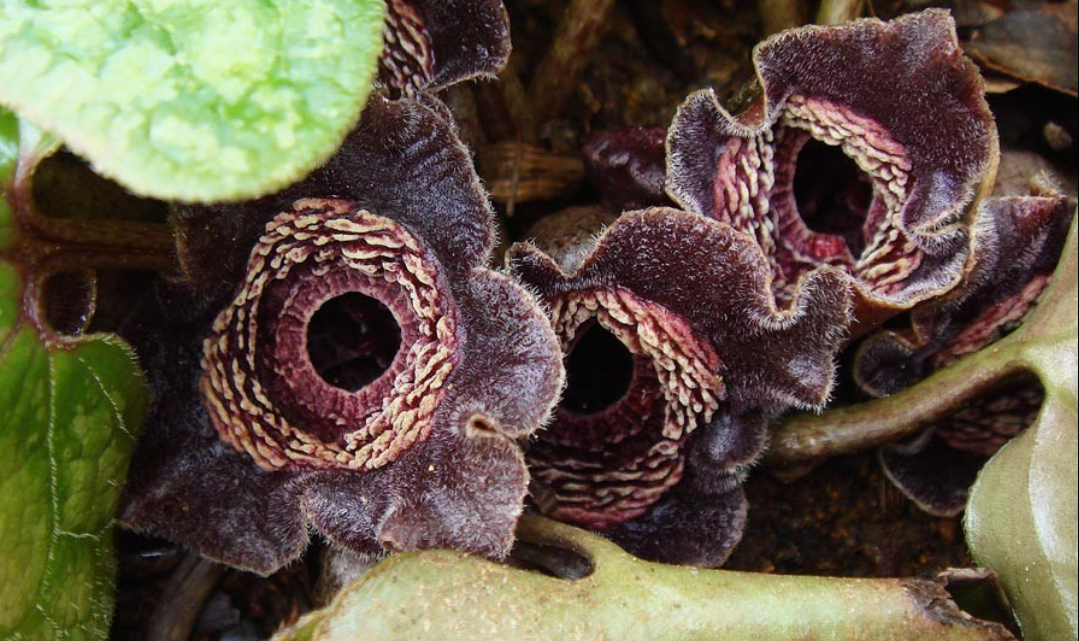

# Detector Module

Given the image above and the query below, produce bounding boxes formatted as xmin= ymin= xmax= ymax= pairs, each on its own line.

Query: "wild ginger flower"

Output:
xmin=120 ymin=97 xmax=563 ymax=574
xmin=666 ymin=11 xmax=997 ymax=330
xmin=377 ymin=0 xmax=510 ymax=97
xmin=509 ymin=206 xmax=850 ymax=565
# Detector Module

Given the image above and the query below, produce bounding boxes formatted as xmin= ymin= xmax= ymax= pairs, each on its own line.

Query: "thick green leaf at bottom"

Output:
xmin=274 ymin=516 xmax=1013 ymax=641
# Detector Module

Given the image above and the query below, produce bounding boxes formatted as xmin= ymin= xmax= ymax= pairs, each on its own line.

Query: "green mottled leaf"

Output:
xmin=967 ymin=216 xmax=1079 ymax=641
xmin=0 ymin=0 xmax=385 ymax=203
xmin=275 ymin=516 xmax=1013 ymax=641
xmin=0 ymin=108 xmax=152 ymax=641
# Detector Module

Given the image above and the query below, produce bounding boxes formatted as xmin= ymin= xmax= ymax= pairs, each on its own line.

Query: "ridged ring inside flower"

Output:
xmin=529 ymin=287 xmax=723 ymax=529
xmin=201 ymin=198 xmax=458 ymax=471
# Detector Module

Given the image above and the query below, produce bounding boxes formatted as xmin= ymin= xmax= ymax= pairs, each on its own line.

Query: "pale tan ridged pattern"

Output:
xmin=781 ymin=94 xmax=917 ymax=293
xmin=380 ymin=0 xmax=435 ymax=96
xmin=532 ymin=287 xmax=723 ymax=525
xmin=201 ymin=200 xmax=457 ymax=471
xmin=710 ymin=130 xmax=777 ymax=259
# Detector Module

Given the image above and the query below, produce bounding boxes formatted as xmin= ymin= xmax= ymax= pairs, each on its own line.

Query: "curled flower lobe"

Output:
xmin=378 ymin=0 xmax=510 ymax=97
xmin=120 ymin=97 xmax=563 ymax=573
xmin=509 ymin=207 xmax=851 ymax=565
xmin=174 ymin=95 xmax=496 ymax=303
xmin=667 ymin=11 xmax=997 ymax=327
xmin=854 ymin=193 xmax=1075 ymax=515
xmin=856 ymin=195 xmax=1075 ymax=393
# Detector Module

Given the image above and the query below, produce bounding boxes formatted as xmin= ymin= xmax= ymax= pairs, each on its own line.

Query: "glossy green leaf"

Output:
xmin=0 ymin=0 xmax=385 ymax=203
xmin=275 ymin=516 xmax=1014 ymax=641
xmin=967 ymin=216 xmax=1079 ymax=641
xmin=0 ymin=108 xmax=152 ymax=641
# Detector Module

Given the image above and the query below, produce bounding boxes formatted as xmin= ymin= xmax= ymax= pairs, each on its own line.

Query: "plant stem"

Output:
xmin=816 ymin=0 xmax=865 ymax=25
xmin=529 ymin=0 xmax=617 ymax=132
xmin=147 ymin=553 xmax=225 ymax=641
xmin=757 ymin=0 xmax=807 ymax=36
xmin=275 ymin=516 xmax=1017 ymax=640
xmin=766 ymin=342 xmax=1028 ymax=466
xmin=770 ymin=219 xmax=1077 ymax=467
xmin=3 ymin=143 xmax=178 ymax=343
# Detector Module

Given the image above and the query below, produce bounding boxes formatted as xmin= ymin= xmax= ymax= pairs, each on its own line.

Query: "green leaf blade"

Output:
xmin=967 ymin=217 xmax=1079 ymax=641
xmin=1028 ymin=396 xmax=1079 ymax=635
xmin=1 ymin=108 xmax=18 ymax=249
xmin=0 ymin=334 xmax=151 ymax=641
xmin=0 ymin=330 xmax=52 ymax=637
xmin=0 ymin=0 xmax=385 ymax=202
xmin=1 ymin=109 xmax=153 ymax=641
xmin=967 ymin=395 xmax=1078 ymax=641
xmin=0 ymin=264 xmax=21 ymax=344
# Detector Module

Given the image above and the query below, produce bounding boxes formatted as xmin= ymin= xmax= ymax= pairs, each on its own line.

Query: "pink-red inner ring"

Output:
xmin=255 ymin=261 xmax=423 ymax=446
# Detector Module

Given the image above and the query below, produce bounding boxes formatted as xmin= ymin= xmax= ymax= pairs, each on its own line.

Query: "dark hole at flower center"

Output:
xmin=561 ymin=323 xmax=635 ymax=415
xmin=307 ymin=292 xmax=402 ymax=392
xmin=793 ymin=138 xmax=873 ymax=256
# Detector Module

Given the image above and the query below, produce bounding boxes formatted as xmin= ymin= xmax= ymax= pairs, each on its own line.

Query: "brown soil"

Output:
xmin=727 ymin=453 xmax=970 ymax=577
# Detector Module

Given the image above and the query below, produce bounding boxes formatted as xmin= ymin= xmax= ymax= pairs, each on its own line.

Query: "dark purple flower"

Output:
xmin=119 ymin=97 xmax=564 ymax=574
xmin=508 ymin=206 xmax=851 ymax=565
xmin=666 ymin=11 xmax=997 ymax=330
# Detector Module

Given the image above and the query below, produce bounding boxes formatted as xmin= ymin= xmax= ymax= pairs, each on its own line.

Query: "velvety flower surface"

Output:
xmin=853 ymin=194 xmax=1075 ymax=515
xmin=508 ymin=206 xmax=851 ymax=565
xmin=377 ymin=0 xmax=510 ymax=97
xmin=666 ymin=11 xmax=997 ymax=329
xmin=119 ymin=96 xmax=563 ymax=575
